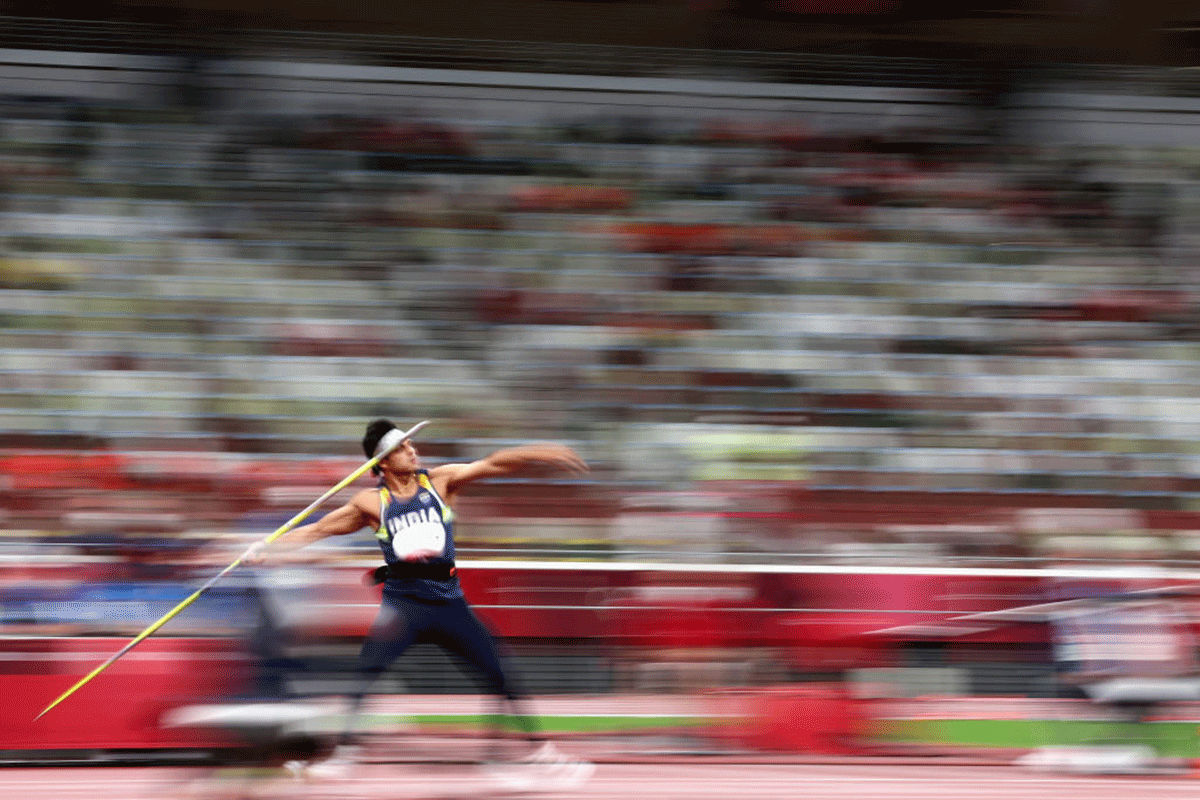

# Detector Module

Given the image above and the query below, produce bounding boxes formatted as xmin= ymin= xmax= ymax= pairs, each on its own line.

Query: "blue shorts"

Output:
xmin=358 ymin=591 xmax=524 ymax=700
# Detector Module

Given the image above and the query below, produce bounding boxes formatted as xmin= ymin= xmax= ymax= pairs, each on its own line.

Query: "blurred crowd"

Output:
xmin=0 ymin=67 xmax=1198 ymax=593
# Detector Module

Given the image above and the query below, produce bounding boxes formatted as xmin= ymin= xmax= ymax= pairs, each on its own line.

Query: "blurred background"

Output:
xmin=5 ymin=0 xmax=1200 ymax=775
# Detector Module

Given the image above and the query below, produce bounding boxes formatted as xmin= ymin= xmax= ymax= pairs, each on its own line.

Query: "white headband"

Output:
xmin=373 ymin=420 xmax=431 ymax=458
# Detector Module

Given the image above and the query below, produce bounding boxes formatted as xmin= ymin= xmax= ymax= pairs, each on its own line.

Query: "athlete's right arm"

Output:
xmin=242 ymin=490 xmax=379 ymax=565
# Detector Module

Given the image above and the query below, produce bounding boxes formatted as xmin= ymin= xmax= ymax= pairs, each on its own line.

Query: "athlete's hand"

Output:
xmin=240 ymin=540 xmax=270 ymax=566
xmin=530 ymin=444 xmax=590 ymax=476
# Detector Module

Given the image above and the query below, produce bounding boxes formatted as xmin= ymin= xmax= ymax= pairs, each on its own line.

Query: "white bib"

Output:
xmin=390 ymin=518 xmax=446 ymax=561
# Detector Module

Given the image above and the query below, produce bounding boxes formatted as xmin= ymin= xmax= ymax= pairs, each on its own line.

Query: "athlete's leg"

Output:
xmin=290 ymin=594 xmax=430 ymax=779
xmin=339 ymin=593 xmax=429 ymax=744
xmin=431 ymin=601 xmax=594 ymax=789
xmin=431 ymin=598 xmax=541 ymax=741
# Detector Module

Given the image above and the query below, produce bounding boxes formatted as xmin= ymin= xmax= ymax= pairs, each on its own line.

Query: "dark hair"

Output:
xmin=362 ymin=418 xmax=397 ymax=475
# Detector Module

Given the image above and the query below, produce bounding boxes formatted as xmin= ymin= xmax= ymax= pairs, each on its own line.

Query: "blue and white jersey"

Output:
xmin=375 ymin=469 xmax=463 ymax=601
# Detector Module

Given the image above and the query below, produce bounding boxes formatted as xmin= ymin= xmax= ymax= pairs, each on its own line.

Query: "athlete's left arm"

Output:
xmin=429 ymin=443 xmax=589 ymax=502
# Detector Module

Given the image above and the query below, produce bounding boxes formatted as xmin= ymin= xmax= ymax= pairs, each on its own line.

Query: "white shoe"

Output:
xmin=288 ymin=744 xmax=361 ymax=780
xmin=484 ymin=763 xmax=543 ymax=793
xmin=522 ymin=742 xmax=595 ymax=790
xmin=483 ymin=743 xmax=594 ymax=793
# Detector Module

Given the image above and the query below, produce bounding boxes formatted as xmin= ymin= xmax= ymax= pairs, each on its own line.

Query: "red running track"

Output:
xmin=2 ymin=761 xmax=1199 ymax=800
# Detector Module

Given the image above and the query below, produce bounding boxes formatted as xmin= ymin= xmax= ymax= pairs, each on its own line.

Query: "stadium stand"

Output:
xmin=0 ymin=33 xmax=1198 ymax=567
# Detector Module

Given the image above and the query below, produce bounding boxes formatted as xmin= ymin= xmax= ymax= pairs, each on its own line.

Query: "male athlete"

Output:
xmin=244 ymin=418 xmax=594 ymax=789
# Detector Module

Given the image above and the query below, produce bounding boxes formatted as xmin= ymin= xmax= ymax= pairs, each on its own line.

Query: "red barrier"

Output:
xmin=2 ymin=637 xmax=247 ymax=751
xmin=741 ymin=683 xmax=867 ymax=754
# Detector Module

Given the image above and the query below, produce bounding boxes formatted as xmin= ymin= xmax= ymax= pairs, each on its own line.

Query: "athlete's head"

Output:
xmin=363 ymin=418 xmax=401 ymax=476
xmin=362 ymin=418 xmax=397 ymax=462
xmin=364 ymin=418 xmax=429 ymax=476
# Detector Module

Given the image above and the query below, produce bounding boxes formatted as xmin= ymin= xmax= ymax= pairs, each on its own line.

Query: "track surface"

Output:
xmin=3 ymin=760 xmax=1199 ymax=800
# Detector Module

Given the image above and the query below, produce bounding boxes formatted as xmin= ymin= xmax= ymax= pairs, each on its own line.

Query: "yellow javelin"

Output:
xmin=36 ymin=420 xmax=429 ymax=720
